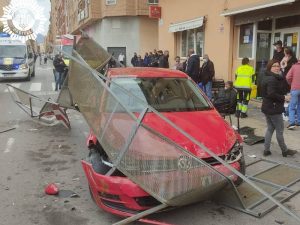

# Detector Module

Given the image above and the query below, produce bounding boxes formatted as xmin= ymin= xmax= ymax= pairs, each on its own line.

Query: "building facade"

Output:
xmin=50 ymin=0 xmax=159 ymax=66
xmin=158 ymin=0 xmax=300 ymax=90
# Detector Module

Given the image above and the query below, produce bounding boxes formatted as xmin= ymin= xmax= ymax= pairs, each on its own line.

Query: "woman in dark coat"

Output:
xmin=261 ymin=59 xmax=297 ymax=157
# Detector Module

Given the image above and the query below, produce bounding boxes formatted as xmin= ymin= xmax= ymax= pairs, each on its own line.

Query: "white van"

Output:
xmin=0 ymin=38 xmax=35 ymax=81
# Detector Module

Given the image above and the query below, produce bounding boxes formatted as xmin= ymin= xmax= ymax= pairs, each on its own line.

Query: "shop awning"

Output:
xmin=220 ymin=0 xmax=295 ymax=16
xmin=169 ymin=17 xmax=204 ymax=33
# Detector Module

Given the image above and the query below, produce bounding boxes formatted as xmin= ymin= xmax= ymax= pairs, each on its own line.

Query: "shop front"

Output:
xmin=222 ymin=0 xmax=300 ymax=97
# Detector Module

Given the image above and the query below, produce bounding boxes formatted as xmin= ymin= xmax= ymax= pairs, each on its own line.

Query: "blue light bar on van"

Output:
xmin=0 ymin=32 xmax=10 ymax=37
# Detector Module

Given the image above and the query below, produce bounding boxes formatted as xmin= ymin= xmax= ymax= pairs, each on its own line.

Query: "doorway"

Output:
xmin=256 ymin=32 xmax=272 ymax=97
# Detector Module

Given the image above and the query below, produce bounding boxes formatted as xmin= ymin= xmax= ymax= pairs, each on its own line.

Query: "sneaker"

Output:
xmin=287 ymin=123 xmax=296 ymax=130
xmin=282 ymin=149 xmax=297 ymax=157
xmin=263 ymin=150 xmax=272 ymax=156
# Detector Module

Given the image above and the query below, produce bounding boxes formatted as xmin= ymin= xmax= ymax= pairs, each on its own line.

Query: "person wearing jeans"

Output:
xmin=286 ymin=60 xmax=300 ymax=129
xmin=53 ymin=54 xmax=67 ymax=91
xmin=261 ymin=59 xmax=297 ymax=157
xmin=199 ymin=54 xmax=215 ymax=100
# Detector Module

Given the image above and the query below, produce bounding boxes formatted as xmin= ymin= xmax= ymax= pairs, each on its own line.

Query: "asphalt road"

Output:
xmin=0 ymin=61 xmax=299 ymax=225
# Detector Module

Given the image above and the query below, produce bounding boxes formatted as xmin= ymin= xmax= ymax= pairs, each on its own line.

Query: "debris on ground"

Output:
xmin=57 ymin=190 xmax=80 ymax=198
xmin=275 ymin=219 xmax=285 ymax=224
xmin=247 ymin=155 xmax=257 ymax=158
xmin=45 ymin=183 xmax=59 ymax=195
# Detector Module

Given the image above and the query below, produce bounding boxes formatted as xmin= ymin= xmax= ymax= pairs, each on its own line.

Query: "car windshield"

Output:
xmin=0 ymin=45 xmax=26 ymax=58
xmin=109 ymin=77 xmax=212 ymax=112
xmin=62 ymin=45 xmax=73 ymax=59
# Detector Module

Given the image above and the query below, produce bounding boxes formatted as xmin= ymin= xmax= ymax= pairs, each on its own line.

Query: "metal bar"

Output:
xmin=249 ymin=164 xmax=280 ymax=178
xmin=99 ymin=102 xmax=119 ymax=142
xmin=245 ymin=159 xmax=263 ymax=167
xmin=113 ymin=204 xmax=168 ymax=225
xmin=248 ymin=176 xmax=294 ymax=193
xmin=259 ymin=189 xmax=300 ymax=218
xmin=263 ymin=158 xmax=300 ymax=170
xmin=221 ymin=203 xmax=261 ymax=217
xmin=248 ymin=177 xmax=300 ymax=210
xmin=29 ymin=97 xmax=33 ymax=117
xmin=106 ymin=107 xmax=148 ymax=176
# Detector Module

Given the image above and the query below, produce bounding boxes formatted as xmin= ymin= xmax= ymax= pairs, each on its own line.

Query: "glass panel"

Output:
xmin=110 ymin=77 xmax=211 ymax=112
xmin=275 ymin=15 xmax=300 ymax=30
xmin=120 ymin=125 xmax=227 ymax=206
xmin=181 ymin=30 xmax=187 ymax=57
xmin=274 ymin=32 xmax=281 ymax=43
xmin=257 ymin=20 xmax=272 ymax=31
xmin=239 ymin=24 xmax=253 ymax=58
xmin=196 ymin=28 xmax=204 ymax=57
xmin=256 ymin=33 xmax=271 ymax=97
xmin=284 ymin=33 xmax=298 ymax=54
xmin=187 ymin=29 xmax=194 ymax=51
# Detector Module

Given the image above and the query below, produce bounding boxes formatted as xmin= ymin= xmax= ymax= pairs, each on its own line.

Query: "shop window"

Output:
xmin=257 ymin=20 xmax=272 ymax=31
xmin=180 ymin=28 xmax=204 ymax=57
xmin=239 ymin=23 xmax=253 ymax=58
xmin=276 ymin=15 xmax=300 ymax=30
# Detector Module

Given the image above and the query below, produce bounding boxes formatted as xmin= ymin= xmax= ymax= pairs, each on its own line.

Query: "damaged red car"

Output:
xmin=81 ymin=67 xmax=245 ymax=218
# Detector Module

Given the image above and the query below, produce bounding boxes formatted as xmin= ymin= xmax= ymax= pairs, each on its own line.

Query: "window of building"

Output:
xmin=239 ymin=23 xmax=254 ymax=58
xmin=257 ymin=20 xmax=272 ymax=31
xmin=179 ymin=28 xmax=204 ymax=57
xmin=148 ymin=0 xmax=159 ymax=5
xmin=276 ymin=15 xmax=300 ymax=30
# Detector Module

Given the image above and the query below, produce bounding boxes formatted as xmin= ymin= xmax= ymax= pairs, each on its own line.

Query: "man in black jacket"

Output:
xmin=185 ymin=49 xmax=200 ymax=83
xmin=272 ymin=40 xmax=284 ymax=62
xmin=53 ymin=54 xmax=67 ymax=91
xmin=199 ymin=54 xmax=215 ymax=99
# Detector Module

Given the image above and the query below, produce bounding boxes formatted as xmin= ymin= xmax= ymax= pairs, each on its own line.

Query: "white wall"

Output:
xmin=85 ymin=16 xmax=141 ymax=66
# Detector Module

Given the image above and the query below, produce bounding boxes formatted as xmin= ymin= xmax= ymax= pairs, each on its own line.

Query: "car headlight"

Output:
xmin=225 ymin=141 xmax=243 ymax=163
xmin=19 ymin=64 xmax=28 ymax=69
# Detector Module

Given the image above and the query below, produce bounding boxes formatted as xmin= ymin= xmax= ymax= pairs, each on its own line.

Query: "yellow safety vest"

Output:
xmin=234 ymin=64 xmax=255 ymax=89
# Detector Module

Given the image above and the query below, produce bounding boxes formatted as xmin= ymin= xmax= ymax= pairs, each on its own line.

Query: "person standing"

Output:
xmin=261 ymin=59 xmax=297 ymax=157
xmin=118 ymin=52 xmax=125 ymax=65
xmin=173 ymin=56 xmax=184 ymax=71
xmin=185 ymin=49 xmax=200 ymax=83
xmin=272 ymin=40 xmax=285 ymax=62
xmin=53 ymin=54 xmax=67 ymax=91
xmin=199 ymin=54 xmax=215 ymax=99
xmin=234 ymin=57 xmax=255 ymax=118
xmin=286 ymin=58 xmax=300 ymax=129
xmin=143 ymin=52 xmax=150 ymax=67
xmin=131 ymin=52 xmax=138 ymax=67
xmin=158 ymin=50 xmax=169 ymax=68
xmin=136 ymin=55 xmax=144 ymax=67
xmin=280 ymin=47 xmax=298 ymax=94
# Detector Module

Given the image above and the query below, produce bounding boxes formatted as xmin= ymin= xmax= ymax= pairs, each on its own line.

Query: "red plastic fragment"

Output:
xmin=45 ymin=183 xmax=59 ymax=195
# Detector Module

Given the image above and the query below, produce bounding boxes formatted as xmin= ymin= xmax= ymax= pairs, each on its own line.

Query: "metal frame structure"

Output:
xmin=51 ymin=35 xmax=300 ymax=224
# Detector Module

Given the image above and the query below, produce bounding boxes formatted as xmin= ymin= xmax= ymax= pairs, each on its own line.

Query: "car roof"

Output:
xmin=108 ymin=67 xmax=188 ymax=78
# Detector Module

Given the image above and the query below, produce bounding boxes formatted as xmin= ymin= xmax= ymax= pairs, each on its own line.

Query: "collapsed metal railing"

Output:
xmin=56 ymin=35 xmax=300 ymax=224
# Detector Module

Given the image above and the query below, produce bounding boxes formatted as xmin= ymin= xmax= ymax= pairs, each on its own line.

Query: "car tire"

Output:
xmin=31 ymin=66 xmax=35 ymax=77
xmin=26 ymin=70 xmax=31 ymax=81
xmin=89 ymin=148 xmax=111 ymax=175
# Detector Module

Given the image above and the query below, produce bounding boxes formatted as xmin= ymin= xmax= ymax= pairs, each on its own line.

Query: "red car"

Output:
xmin=81 ymin=67 xmax=244 ymax=219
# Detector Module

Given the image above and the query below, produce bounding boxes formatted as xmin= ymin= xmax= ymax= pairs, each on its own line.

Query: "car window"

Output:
xmin=0 ymin=45 xmax=26 ymax=58
xmin=109 ymin=77 xmax=212 ymax=112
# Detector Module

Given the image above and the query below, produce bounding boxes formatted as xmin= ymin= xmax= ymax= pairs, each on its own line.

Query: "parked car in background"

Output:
xmin=0 ymin=38 xmax=35 ymax=81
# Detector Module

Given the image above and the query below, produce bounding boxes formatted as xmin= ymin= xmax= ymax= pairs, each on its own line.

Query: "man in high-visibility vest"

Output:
xmin=234 ymin=57 xmax=255 ymax=118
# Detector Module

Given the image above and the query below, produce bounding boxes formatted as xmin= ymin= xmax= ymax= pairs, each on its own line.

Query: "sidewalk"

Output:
xmin=230 ymin=100 xmax=300 ymax=151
